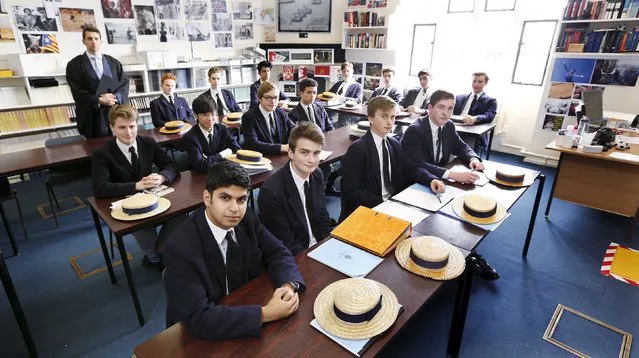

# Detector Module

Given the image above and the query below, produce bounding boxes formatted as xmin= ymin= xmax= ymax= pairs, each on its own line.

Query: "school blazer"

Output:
xmin=198 ymin=88 xmax=242 ymax=113
xmin=241 ymin=106 xmax=294 ymax=155
xmin=453 ymin=93 xmax=497 ymax=125
xmin=370 ymin=86 xmax=402 ymax=103
xmin=399 ymin=88 xmax=429 ymax=110
xmin=328 ymin=80 xmax=364 ymax=103
xmin=249 ymin=80 xmax=288 ymax=108
xmin=287 ymin=102 xmax=334 ymax=132
xmin=182 ymin=124 xmax=241 ymax=173
xmin=149 ymin=95 xmax=195 ymax=128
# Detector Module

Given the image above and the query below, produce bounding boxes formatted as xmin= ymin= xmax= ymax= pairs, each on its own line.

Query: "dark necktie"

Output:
xmin=337 ymin=83 xmax=345 ymax=95
xmin=435 ymin=127 xmax=442 ymax=164
xmin=421 ymin=89 xmax=428 ymax=108
xmin=269 ymin=113 xmax=279 ymax=142
xmin=304 ymin=181 xmax=318 ymax=239
xmin=468 ymin=94 xmax=478 ymax=114
xmin=208 ymin=132 xmax=214 ymax=153
xmin=382 ymin=88 xmax=388 ymax=96
xmin=168 ymin=95 xmax=174 ymax=106
xmin=129 ymin=146 xmax=140 ymax=177
xmin=382 ymin=138 xmax=395 ymax=196
xmin=225 ymin=231 xmax=244 ymax=294
xmin=216 ymin=93 xmax=225 ymax=118
xmin=307 ymin=105 xmax=315 ymax=124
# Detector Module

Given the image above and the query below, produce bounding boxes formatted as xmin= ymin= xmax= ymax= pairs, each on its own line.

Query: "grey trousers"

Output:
xmin=131 ymin=215 xmax=186 ymax=261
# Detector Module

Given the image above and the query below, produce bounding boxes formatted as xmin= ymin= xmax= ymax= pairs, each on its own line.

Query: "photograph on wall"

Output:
xmin=315 ymin=65 xmax=330 ymax=77
xmin=12 ymin=6 xmax=58 ymax=32
xmin=278 ymin=0 xmax=331 ymax=33
xmin=255 ymin=8 xmax=275 ymax=25
xmin=352 ymin=62 xmax=363 ymax=75
xmin=544 ymin=99 xmax=570 ymax=115
xmin=101 ymin=0 xmax=133 ymax=19
xmin=268 ymin=50 xmax=290 ymax=63
xmin=568 ymin=102 xmax=579 ymax=116
xmin=158 ymin=21 xmax=184 ymax=42
xmin=289 ymin=49 xmax=313 ymax=64
xmin=364 ymin=77 xmax=380 ymax=91
xmin=590 ymin=59 xmax=639 ymax=87
xmin=542 ymin=114 xmax=564 ymax=131
xmin=572 ymin=84 xmax=605 ymax=100
xmin=264 ymin=25 xmax=276 ymax=42
xmin=59 ymin=8 xmax=96 ymax=32
xmin=548 ymin=82 xmax=575 ymax=100
xmin=298 ymin=65 xmax=308 ymax=80
xmin=550 ymin=58 xmax=595 ymax=83
xmin=234 ymin=22 xmax=253 ymax=40
xmin=282 ymin=65 xmax=294 ymax=81
xmin=214 ymin=32 xmax=232 ymax=48
xmin=0 ymin=16 xmax=16 ymax=42
xmin=233 ymin=2 xmax=253 ymax=20
xmin=156 ymin=0 xmax=181 ymax=20
xmin=365 ymin=62 xmax=383 ymax=77
xmin=105 ymin=22 xmax=137 ymax=44
xmin=279 ymin=81 xmax=297 ymax=97
xmin=313 ymin=49 xmax=333 ymax=64
xmin=186 ymin=22 xmax=210 ymax=41
xmin=212 ymin=13 xmax=232 ymax=31
xmin=22 ymin=33 xmax=59 ymax=53
xmin=212 ymin=0 xmax=228 ymax=13
xmin=184 ymin=0 xmax=208 ymax=20
xmin=134 ymin=5 xmax=157 ymax=35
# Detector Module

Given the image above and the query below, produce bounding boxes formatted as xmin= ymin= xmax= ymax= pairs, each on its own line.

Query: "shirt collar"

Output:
xmin=199 ymin=123 xmax=214 ymax=137
xmin=471 ymin=91 xmax=484 ymax=99
xmin=204 ymin=210 xmax=235 ymax=246
xmin=289 ymin=162 xmax=309 ymax=190
xmin=370 ymin=130 xmax=386 ymax=148
xmin=259 ymin=105 xmax=273 ymax=120
xmin=86 ymin=51 xmax=102 ymax=61
xmin=115 ymin=137 xmax=137 ymax=152
xmin=300 ymin=102 xmax=313 ymax=110
xmin=428 ymin=116 xmax=442 ymax=133
xmin=210 ymin=88 xmax=220 ymax=97
xmin=163 ymin=93 xmax=173 ymax=101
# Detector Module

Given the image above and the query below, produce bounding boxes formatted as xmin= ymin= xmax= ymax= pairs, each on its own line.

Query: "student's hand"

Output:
xmin=219 ymin=148 xmax=233 ymax=158
xmin=281 ymin=144 xmax=289 ymax=153
xmin=135 ymin=176 xmax=159 ymax=191
xmin=279 ymin=285 xmax=296 ymax=302
xmin=406 ymin=105 xmax=417 ymax=113
xmin=469 ymin=160 xmax=484 ymax=171
xmin=278 ymin=100 xmax=288 ymax=108
xmin=463 ymin=115 xmax=477 ymax=125
xmin=449 ymin=171 xmax=479 ymax=184
xmin=261 ymin=287 xmax=300 ymax=323
xmin=430 ymin=179 xmax=445 ymax=193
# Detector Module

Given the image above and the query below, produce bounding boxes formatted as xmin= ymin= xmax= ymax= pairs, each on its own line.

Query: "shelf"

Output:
xmin=344 ymin=26 xmax=387 ymax=29
xmin=344 ymin=47 xmax=389 ymax=51
xmin=554 ymin=52 xmax=639 ymax=58
xmin=0 ymin=123 xmax=77 ymax=139
xmin=562 ymin=18 xmax=639 ymax=23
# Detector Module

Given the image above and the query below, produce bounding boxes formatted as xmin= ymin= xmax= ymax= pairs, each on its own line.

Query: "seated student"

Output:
xmin=258 ymin=122 xmax=333 ymax=255
xmin=288 ymin=78 xmax=334 ymax=133
xmin=399 ymin=68 xmax=432 ymax=115
xmin=249 ymin=60 xmax=288 ymax=109
xmin=241 ymin=81 xmax=294 ymax=154
xmin=182 ymin=96 xmax=241 ymax=172
xmin=370 ymin=66 xmax=402 ymax=103
xmin=453 ymin=72 xmax=498 ymax=150
xmin=198 ymin=67 xmax=242 ymax=121
xmin=339 ymin=96 xmax=445 ymax=222
xmin=91 ymin=105 xmax=182 ymax=269
xmin=149 ymin=72 xmax=195 ymax=128
xmin=328 ymin=62 xmax=363 ymax=103
xmin=163 ymin=161 xmax=304 ymax=340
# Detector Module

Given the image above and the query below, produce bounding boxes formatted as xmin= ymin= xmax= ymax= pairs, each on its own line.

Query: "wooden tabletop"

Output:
xmin=546 ymin=140 xmax=639 ymax=165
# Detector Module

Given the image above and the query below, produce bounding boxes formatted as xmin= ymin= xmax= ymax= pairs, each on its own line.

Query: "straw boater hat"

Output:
xmin=314 ymin=278 xmax=400 ymax=340
xmin=341 ymin=100 xmax=361 ymax=110
xmin=222 ymin=112 xmax=243 ymax=125
xmin=111 ymin=193 xmax=171 ymax=221
xmin=159 ymin=120 xmax=192 ymax=134
xmin=452 ymin=193 xmax=507 ymax=225
xmin=349 ymin=120 xmax=370 ymax=136
xmin=395 ymin=236 xmax=465 ymax=280
xmin=318 ymin=91 xmax=337 ymax=101
xmin=484 ymin=167 xmax=534 ymax=187
xmin=227 ymin=149 xmax=271 ymax=165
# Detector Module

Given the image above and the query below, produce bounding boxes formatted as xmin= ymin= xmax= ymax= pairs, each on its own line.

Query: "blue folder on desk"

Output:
xmin=308 ymin=238 xmax=384 ymax=277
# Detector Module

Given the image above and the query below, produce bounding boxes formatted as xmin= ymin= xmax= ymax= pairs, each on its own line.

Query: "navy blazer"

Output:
xmin=340 ymin=131 xmax=438 ymax=222
xmin=182 ymin=123 xmax=241 ymax=173
xmin=453 ymin=93 xmax=497 ymax=125
xmin=150 ymin=95 xmax=195 ymax=128
xmin=258 ymin=162 xmax=333 ymax=255
xmin=198 ymin=88 xmax=242 ymax=113
xmin=399 ymin=88 xmax=429 ymax=110
xmin=241 ymin=106 xmax=294 ymax=155
xmin=91 ymin=136 xmax=178 ymax=198
xmin=249 ymin=80 xmax=288 ymax=108
xmin=370 ymin=86 xmax=402 ymax=103
xmin=329 ymin=80 xmax=363 ymax=103
xmin=287 ymin=102 xmax=334 ymax=132
xmin=163 ymin=207 xmax=304 ymax=340
xmin=401 ymin=116 xmax=479 ymax=178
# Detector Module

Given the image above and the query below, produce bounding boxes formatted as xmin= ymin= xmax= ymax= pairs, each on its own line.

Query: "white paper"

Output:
xmin=373 ymin=200 xmax=429 ymax=226
xmin=308 ymin=238 xmax=384 ymax=278
xmin=617 ymin=135 xmax=639 ymax=145
xmin=609 ymin=152 xmax=639 ymax=162
xmin=310 ymin=319 xmax=370 ymax=357
xmin=320 ymin=150 xmax=333 ymax=161
xmin=447 ymin=165 xmax=489 ymax=186
xmin=391 ymin=183 xmax=464 ymax=212
xmin=438 ymin=200 xmax=511 ymax=232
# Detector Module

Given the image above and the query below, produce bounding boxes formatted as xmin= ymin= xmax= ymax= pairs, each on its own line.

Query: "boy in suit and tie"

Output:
xmin=198 ymin=67 xmax=242 ymax=122
xmin=249 ymin=60 xmax=288 ymax=109
xmin=370 ymin=66 xmax=402 ymax=103
xmin=328 ymin=62 xmax=364 ymax=103
xmin=163 ymin=161 xmax=304 ymax=340
xmin=340 ymin=96 xmax=445 ymax=222
xmin=258 ymin=122 xmax=333 ymax=255
xmin=241 ymin=81 xmax=295 ymax=154
xmin=453 ymin=72 xmax=498 ymax=151
xmin=149 ymin=72 xmax=195 ymax=128
xmin=399 ymin=68 xmax=431 ymax=115
xmin=91 ymin=105 xmax=183 ymax=269
xmin=288 ymin=78 xmax=334 ymax=133
xmin=183 ymin=96 xmax=241 ymax=172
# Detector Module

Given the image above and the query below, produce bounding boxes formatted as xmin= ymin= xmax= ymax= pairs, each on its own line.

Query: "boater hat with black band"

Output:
xmin=484 ymin=166 xmax=534 ymax=187
xmin=223 ymin=112 xmax=243 ymax=124
xmin=349 ymin=120 xmax=370 ymax=135
xmin=318 ymin=91 xmax=337 ymax=100
xmin=395 ymin=236 xmax=465 ymax=280
xmin=159 ymin=120 xmax=192 ymax=134
xmin=111 ymin=193 xmax=171 ymax=221
xmin=226 ymin=149 xmax=271 ymax=165
xmin=452 ymin=193 xmax=507 ymax=225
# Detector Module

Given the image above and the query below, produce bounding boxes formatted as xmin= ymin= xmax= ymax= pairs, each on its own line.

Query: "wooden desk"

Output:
xmin=268 ymin=126 xmax=356 ymax=167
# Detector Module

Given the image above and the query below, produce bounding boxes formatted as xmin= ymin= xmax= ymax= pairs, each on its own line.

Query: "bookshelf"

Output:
xmin=342 ymin=1 xmax=390 ymax=50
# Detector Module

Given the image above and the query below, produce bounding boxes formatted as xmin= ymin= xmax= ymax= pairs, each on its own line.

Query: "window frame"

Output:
xmin=484 ymin=0 xmax=517 ymax=12
xmin=408 ymin=23 xmax=437 ymax=77
xmin=448 ymin=0 xmax=475 ymax=14
xmin=511 ymin=19 xmax=558 ymax=86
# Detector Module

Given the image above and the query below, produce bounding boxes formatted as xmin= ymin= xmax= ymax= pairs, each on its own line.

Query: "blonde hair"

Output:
xmin=108 ymin=104 xmax=138 ymax=126
xmin=367 ymin=96 xmax=397 ymax=117
xmin=257 ymin=81 xmax=278 ymax=99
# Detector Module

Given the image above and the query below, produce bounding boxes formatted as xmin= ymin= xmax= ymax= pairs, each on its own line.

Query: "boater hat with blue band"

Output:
xmin=484 ymin=166 xmax=534 ymax=187
xmin=452 ymin=193 xmax=507 ymax=225
xmin=111 ymin=193 xmax=171 ymax=221
xmin=395 ymin=236 xmax=465 ymax=280
xmin=159 ymin=120 xmax=192 ymax=134
xmin=227 ymin=149 xmax=272 ymax=165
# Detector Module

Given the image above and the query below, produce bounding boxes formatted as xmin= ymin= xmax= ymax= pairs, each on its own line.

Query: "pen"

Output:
xmin=436 ymin=192 xmax=443 ymax=203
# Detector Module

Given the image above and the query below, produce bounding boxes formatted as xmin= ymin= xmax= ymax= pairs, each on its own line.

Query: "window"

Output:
xmin=408 ymin=24 xmax=437 ymax=76
xmin=512 ymin=20 xmax=557 ymax=86
xmin=485 ymin=0 xmax=517 ymax=11
xmin=448 ymin=0 xmax=475 ymax=13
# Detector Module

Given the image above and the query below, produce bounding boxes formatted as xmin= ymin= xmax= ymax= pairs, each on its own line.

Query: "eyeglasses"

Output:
xmin=262 ymin=95 xmax=279 ymax=101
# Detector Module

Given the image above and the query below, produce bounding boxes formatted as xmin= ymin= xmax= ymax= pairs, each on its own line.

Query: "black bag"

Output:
xmin=591 ymin=127 xmax=616 ymax=150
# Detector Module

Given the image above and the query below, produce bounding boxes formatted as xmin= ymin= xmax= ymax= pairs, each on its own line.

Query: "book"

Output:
xmin=307 ymin=238 xmax=384 ymax=277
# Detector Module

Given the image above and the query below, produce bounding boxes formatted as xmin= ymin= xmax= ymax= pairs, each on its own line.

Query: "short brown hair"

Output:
xmin=82 ymin=26 xmax=101 ymax=40
xmin=429 ymin=90 xmax=455 ymax=106
xmin=161 ymin=72 xmax=177 ymax=85
xmin=257 ymin=81 xmax=278 ymax=99
xmin=418 ymin=69 xmax=431 ymax=78
xmin=382 ymin=66 xmax=395 ymax=76
xmin=299 ymin=78 xmax=318 ymax=93
xmin=473 ymin=72 xmax=489 ymax=82
xmin=289 ymin=121 xmax=325 ymax=151
xmin=341 ymin=62 xmax=353 ymax=71
xmin=108 ymin=105 xmax=138 ymax=126
xmin=367 ymin=96 xmax=397 ymax=117
xmin=207 ymin=67 xmax=224 ymax=78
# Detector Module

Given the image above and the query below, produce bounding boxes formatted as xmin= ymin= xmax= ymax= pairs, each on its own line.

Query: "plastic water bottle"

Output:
xmin=577 ymin=116 xmax=590 ymax=145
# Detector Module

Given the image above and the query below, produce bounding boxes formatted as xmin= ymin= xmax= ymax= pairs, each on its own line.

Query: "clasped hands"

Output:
xmin=99 ymin=93 xmax=118 ymax=107
xmin=135 ymin=173 xmax=166 ymax=191
xmin=261 ymin=283 xmax=300 ymax=324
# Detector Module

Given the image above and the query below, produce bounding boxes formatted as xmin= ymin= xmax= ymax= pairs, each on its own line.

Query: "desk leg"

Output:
xmin=523 ymin=175 xmax=545 ymax=257
xmin=486 ymin=128 xmax=495 ymax=160
xmin=0 ymin=202 xmax=19 ymax=256
xmin=114 ymin=235 xmax=145 ymax=326
xmin=545 ymin=152 xmax=563 ymax=217
xmin=0 ymin=252 xmax=38 ymax=358
xmin=447 ymin=259 xmax=474 ymax=358
xmin=90 ymin=207 xmax=116 ymax=284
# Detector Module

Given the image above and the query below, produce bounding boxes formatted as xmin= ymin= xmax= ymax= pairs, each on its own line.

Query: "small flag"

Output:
xmin=41 ymin=34 xmax=59 ymax=53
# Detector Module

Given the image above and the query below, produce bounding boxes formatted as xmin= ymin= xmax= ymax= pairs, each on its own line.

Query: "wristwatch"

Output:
xmin=288 ymin=281 xmax=300 ymax=293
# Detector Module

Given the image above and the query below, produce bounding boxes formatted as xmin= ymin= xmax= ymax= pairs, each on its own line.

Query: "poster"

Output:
xmin=315 ymin=65 xmax=330 ymax=77
xmin=282 ymin=65 xmax=294 ymax=80
xmin=22 ymin=33 xmax=59 ymax=53
xmin=591 ymin=59 xmax=639 ymax=87
xmin=214 ymin=32 xmax=232 ymax=48
xmin=548 ymin=82 xmax=575 ymax=100
xmin=155 ymin=0 xmax=181 ymax=20
xmin=313 ymin=49 xmax=333 ymax=64
xmin=234 ymin=22 xmax=253 ymax=40
xmin=12 ymin=6 xmax=58 ymax=31
xmin=544 ymin=99 xmax=570 ymax=115
xmin=233 ymin=2 xmax=252 ymax=20
xmin=212 ymin=13 xmax=232 ymax=31
xmin=255 ymin=8 xmax=275 ymax=25
xmin=298 ymin=65 xmax=308 ymax=80
xmin=186 ymin=22 xmax=210 ymax=41
xmin=59 ymin=8 xmax=96 ymax=32
xmin=104 ymin=22 xmax=137 ymax=44
xmin=134 ymin=5 xmax=157 ymax=35
xmin=572 ymin=84 xmax=605 ymax=100
xmin=211 ymin=0 xmax=228 ymax=13
xmin=268 ymin=50 xmax=290 ymax=63
xmin=542 ymin=114 xmax=564 ymax=131
xmin=365 ymin=62 xmax=383 ymax=77
xmin=101 ymin=0 xmax=133 ymax=19
xmin=158 ymin=21 xmax=184 ymax=41
xmin=550 ymin=58 xmax=595 ymax=83
xmin=264 ymin=25 xmax=276 ymax=42
xmin=184 ymin=0 xmax=208 ymax=20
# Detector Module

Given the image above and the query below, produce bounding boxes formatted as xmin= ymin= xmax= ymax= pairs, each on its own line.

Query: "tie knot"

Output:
xmin=473 ymin=94 xmax=478 ymax=99
xmin=129 ymin=146 xmax=136 ymax=154
xmin=225 ymin=231 xmax=234 ymax=242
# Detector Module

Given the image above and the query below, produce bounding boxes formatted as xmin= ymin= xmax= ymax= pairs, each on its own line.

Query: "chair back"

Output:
xmin=44 ymin=135 xmax=86 ymax=148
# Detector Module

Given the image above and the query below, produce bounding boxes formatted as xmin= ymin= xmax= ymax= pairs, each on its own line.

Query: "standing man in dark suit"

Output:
xmin=149 ymin=72 xmax=195 ymax=128
xmin=183 ymin=96 xmax=241 ymax=172
xmin=328 ymin=62 xmax=363 ymax=103
xmin=91 ymin=105 xmax=182 ymax=269
xmin=370 ymin=66 xmax=402 ymax=103
xmin=288 ymin=78 xmax=333 ymax=132
xmin=67 ymin=26 xmax=129 ymax=139
xmin=249 ymin=60 xmax=288 ymax=109
xmin=241 ymin=81 xmax=294 ymax=155
xmin=399 ymin=68 xmax=431 ymax=115
xmin=163 ymin=161 xmax=304 ymax=340
xmin=198 ymin=67 xmax=242 ymax=122
xmin=453 ymin=72 xmax=498 ymax=150
xmin=340 ymin=96 xmax=445 ymax=222
xmin=258 ymin=122 xmax=333 ymax=255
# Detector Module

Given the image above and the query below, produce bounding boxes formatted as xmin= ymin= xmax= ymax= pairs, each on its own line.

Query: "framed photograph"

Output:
xmin=364 ymin=77 xmax=380 ymax=91
xmin=278 ymin=0 xmax=331 ymax=33
xmin=268 ymin=50 xmax=290 ymax=63
xmin=315 ymin=65 xmax=330 ymax=77
xmin=352 ymin=62 xmax=363 ymax=75
xmin=282 ymin=65 xmax=294 ymax=81
xmin=279 ymin=81 xmax=297 ymax=97
xmin=289 ymin=49 xmax=314 ymax=64
xmin=313 ymin=49 xmax=333 ymax=64
xmin=365 ymin=62 xmax=383 ymax=77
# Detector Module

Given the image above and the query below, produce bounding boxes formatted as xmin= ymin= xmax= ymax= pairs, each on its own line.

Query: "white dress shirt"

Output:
xmin=210 ymin=88 xmax=229 ymax=113
xmin=259 ymin=105 xmax=274 ymax=133
xmin=204 ymin=212 xmax=237 ymax=294
xmin=336 ymin=80 xmax=353 ymax=96
xmin=163 ymin=93 xmax=174 ymax=104
xmin=413 ymin=88 xmax=428 ymax=108
xmin=300 ymin=102 xmax=315 ymax=124
xmin=428 ymin=118 xmax=479 ymax=180
xmin=370 ymin=131 xmax=392 ymax=200
xmin=86 ymin=51 xmax=103 ymax=78
xmin=289 ymin=162 xmax=317 ymax=248
xmin=115 ymin=138 xmax=138 ymax=165
xmin=199 ymin=124 xmax=214 ymax=145
xmin=461 ymin=92 xmax=484 ymax=116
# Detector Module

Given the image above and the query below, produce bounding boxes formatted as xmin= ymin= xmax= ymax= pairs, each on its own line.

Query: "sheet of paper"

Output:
xmin=391 ymin=183 xmax=463 ymax=212
xmin=320 ymin=150 xmax=333 ymax=161
xmin=373 ymin=200 xmax=429 ymax=226
xmin=447 ymin=165 xmax=489 ymax=186
xmin=307 ymin=238 xmax=384 ymax=278
xmin=617 ymin=135 xmax=639 ymax=145
xmin=609 ymin=152 xmax=639 ymax=162
xmin=438 ymin=200 xmax=511 ymax=232
xmin=310 ymin=319 xmax=370 ymax=357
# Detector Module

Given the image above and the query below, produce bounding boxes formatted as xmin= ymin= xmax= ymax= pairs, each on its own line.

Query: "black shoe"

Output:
xmin=142 ymin=255 xmax=164 ymax=272
xmin=470 ymin=253 xmax=500 ymax=280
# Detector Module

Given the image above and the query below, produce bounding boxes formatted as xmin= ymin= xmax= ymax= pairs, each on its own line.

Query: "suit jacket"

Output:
xmin=370 ymin=86 xmax=402 ymax=103
xmin=198 ymin=88 xmax=242 ymax=113
xmin=287 ymin=102 xmax=334 ymax=132
xmin=340 ymin=131 xmax=438 ymax=222
xmin=91 ymin=136 xmax=178 ymax=198
xmin=183 ymin=123 xmax=241 ymax=173
xmin=66 ymin=53 xmax=129 ymax=139
xmin=241 ymin=106 xmax=294 ymax=154
xmin=150 ymin=95 xmax=195 ymax=128
xmin=453 ymin=93 xmax=497 ymax=125
xmin=399 ymin=88 xmax=429 ymax=110
xmin=258 ymin=163 xmax=333 ymax=255
xmin=329 ymin=80 xmax=363 ymax=103
xmin=163 ymin=207 xmax=304 ymax=340
xmin=249 ymin=80 xmax=288 ymax=108
xmin=401 ymin=116 xmax=479 ymax=178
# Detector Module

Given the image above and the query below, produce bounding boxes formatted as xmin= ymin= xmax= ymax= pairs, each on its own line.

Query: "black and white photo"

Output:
xmin=234 ymin=22 xmax=253 ymax=40
xmin=101 ymin=0 xmax=133 ymax=19
xmin=105 ymin=22 xmax=137 ymax=44
xmin=313 ymin=49 xmax=333 ymax=64
xmin=233 ymin=2 xmax=252 ymax=20
xmin=544 ymin=99 xmax=570 ymax=115
xmin=134 ymin=5 xmax=157 ymax=35
xmin=278 ymin=0 xmax=331 ymax=33
xmin=184 ymin=0 xmax=208 ymax=20
xmin=12 ymin=6 xmax=58 ymax=32
xmin=211 ymin=13 xmax=232 ymax=31
xmin=158 ymin=21 xmax=184 ymax=41
xmin=211 ymin=0 xmax=228 ymax=13
xmin=214 ymin=32 xmax=232 ymax=48
xmin=186 ymin=22 xmax=210 ymax=41
xmin=155 ymin=0 xmax=181 ymax=20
